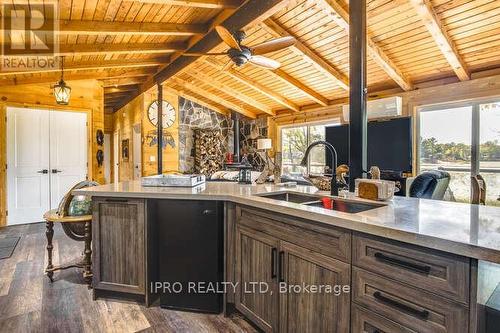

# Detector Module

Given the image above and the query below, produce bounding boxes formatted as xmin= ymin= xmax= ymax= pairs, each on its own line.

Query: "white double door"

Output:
xmin=7 ymin=107 xmax=88 ymax=225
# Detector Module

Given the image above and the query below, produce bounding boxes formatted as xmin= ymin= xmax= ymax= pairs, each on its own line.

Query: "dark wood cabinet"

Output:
xmin=279 ymin=241 xmax=350 ymax=333
xmin=92 ymin=198 xmax=146 ymax=296
xmin=235 ymin=225 xmax=279 ymax=333
xmin=234 ymin=207 xmax=351 ymax=333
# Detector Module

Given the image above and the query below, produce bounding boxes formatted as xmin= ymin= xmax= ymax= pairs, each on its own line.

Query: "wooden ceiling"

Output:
xmin=1 ymin=0 xmax=500 ymax=116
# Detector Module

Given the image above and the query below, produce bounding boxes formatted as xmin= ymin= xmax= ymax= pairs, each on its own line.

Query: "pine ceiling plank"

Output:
xmin=409 ymin=0 xmax=470 ymax=81
xmin=164 ymin=85 xmax=229 ymax=115
xmin=102 ymin=77 xmax=148 ymax=86
xmin=262 ymin=18 xmax=349 ymax=90
xmin=116 ymin=0 xmax=291 ymax=111
xmin=184 ymin=68 xmax=276 ymax=115
xmin=59 ymin=20 xmax=207 ymax=36
xmin=51 ymin=42 xmax=185 ymax=55
xmin=133 ymin=0 xmax=241 ymax=9
xmin=316 ymin=0 xmax=413 ymax=91
xmin=270 ymin=68 xmax=328 ymax=106
xmin=203 ymin=59 xmax=299 ymax=112
xmin=169 ymin=76 xmax=257 ymax=118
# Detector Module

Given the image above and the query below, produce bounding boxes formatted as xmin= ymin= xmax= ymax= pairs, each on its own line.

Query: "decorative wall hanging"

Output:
xmin=96 ymin=149 xmax=104 ymax=166
xmin=96 ymin=129 xmax=104 ymax=146
xmin=145 ymin=129 xmax=176 ymax=149
xmin=121 ymin=139 xmax=129 ymax=161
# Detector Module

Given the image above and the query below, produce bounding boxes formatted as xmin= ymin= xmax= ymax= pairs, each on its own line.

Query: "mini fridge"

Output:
xmin=156 ymin=199 xmax=223 ymax=313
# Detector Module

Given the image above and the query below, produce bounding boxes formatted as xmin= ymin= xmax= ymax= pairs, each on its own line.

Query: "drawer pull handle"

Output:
xmin=374 ymin=252 xmax=431 ymax=275
xmin=278 ymin=251 xmax=285 ymax=283
xmin=373 ymin=291 xmax=430 ymax=320
xmin=271 ymin=248 xmax=277 ymax=279
xmin=202 ymin=209 xmax=214 ymax=215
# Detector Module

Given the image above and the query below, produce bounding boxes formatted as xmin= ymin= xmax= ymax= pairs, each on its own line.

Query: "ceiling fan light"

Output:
xmin=53 ymin=79 xmax=71 ymax=105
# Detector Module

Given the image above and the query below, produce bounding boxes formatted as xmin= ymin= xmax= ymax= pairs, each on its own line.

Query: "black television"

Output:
xmin=325 ymin=117 xmax=412 ymax=173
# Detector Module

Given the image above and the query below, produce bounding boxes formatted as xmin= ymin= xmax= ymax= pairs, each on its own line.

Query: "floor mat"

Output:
xmin=0 ymin=236 xmax=20 ymax=259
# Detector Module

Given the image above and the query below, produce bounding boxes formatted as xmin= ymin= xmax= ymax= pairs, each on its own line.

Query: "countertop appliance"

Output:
xmin=141 ymin=174 xmax=205 ymax=187
xmin=156 ymin=200 xmax=223 ymax=313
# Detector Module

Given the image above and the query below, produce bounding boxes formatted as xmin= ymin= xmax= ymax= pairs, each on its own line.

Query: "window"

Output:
xmin=280 ymin=121 xmax=338 ymax=176
xmin=419 ymin=100 xmax=500 ymax=206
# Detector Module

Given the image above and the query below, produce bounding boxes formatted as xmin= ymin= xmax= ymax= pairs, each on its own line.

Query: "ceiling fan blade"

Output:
xmin=249 ymin=56 xmax=281 ymax=69
xmin=182 ymin=52 xmax=228 ymax=56
xmin=251 ymin=36 xmax=296 ymax=55
xmin=215 ymin=26 xmax=241 ymax=51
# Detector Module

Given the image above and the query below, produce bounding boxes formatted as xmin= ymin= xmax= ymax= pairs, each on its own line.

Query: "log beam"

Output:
xmin=262 ymin=18 xmax=349 ymax=90
xmin=316 ymin=0 xmax=412 ymax=91
xmin=134 ymin=0 xmax=242 ymax=9
xmin=0 ymin=58 xmax=166 ymax=76
xmin=271 ymin=69 xmax=329 ymax=106
xmin=169 ymin=77 xmax=257 ymax=118
xmin=59 ymin=20 xmax=207 ymax=36
xmin=409 ymin=0 xmax=470 ymax=81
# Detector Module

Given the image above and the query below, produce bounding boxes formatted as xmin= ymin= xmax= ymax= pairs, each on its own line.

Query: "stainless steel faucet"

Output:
xmin=300 ymin=141 xmax=339 ymax=196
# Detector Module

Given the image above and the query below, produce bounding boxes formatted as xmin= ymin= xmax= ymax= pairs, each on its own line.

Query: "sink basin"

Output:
xmin=256 ymin=192 xmax=383 ymax=213
xmin=256 ymin=192 xmax=321 ymax=204
xmin=303 ymin=199 xmax=383 ymax=214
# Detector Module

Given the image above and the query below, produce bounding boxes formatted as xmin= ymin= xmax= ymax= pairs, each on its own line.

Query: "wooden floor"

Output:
xmin=0 ymin=223 xmax=256 ymax=333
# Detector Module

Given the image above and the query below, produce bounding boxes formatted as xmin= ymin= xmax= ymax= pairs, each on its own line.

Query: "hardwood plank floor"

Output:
xmin=0 ymin=223 xmax=257 ymax=333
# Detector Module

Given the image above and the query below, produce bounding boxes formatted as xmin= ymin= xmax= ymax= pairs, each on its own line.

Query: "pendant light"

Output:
xmin=53 ymin=57 xmax=71 ymax=105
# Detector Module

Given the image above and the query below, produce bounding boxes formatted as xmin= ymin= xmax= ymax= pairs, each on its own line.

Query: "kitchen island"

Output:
xmin=75 ymin=181 xmax=500 ymax=333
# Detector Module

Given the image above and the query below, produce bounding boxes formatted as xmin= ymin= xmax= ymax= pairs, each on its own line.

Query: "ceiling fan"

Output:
xmin=183 ymin=26 xmax=296 ymax=70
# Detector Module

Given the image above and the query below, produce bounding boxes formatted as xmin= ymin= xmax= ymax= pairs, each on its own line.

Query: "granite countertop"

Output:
xmin=74 ymin=180 xmax=500 ymax=263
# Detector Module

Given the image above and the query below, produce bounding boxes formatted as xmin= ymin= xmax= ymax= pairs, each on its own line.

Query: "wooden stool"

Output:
xmin=43 ymin=209 xmax=93 ymax=286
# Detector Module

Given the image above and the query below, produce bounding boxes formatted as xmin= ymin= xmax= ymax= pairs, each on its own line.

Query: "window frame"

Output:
xmin=279 ymin=119 xmax=340 ymax=175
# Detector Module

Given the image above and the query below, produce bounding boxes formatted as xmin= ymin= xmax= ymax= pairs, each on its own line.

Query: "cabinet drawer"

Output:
xmin=353 ymin=233 xmax=469 ymax=304
xmin=353 ymin=268 xmax=468 ymax=333
xmin=352 ymin=304 xmax=417 ymax=333
xmin=236 ymin=206 xmax=350 ymax=262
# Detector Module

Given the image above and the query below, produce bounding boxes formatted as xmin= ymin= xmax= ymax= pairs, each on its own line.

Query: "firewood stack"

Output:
xmin=194 ymin=129 xmax=225 ymax=177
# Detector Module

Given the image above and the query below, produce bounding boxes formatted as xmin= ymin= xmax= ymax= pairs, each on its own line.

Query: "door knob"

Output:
xmin=37 ymin=169 xmax=48 ymax=174
xmin=51 ymin=169 xmax=62 ymax=173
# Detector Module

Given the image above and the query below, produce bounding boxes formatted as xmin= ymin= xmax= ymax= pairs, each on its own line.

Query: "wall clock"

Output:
xmin=148 ymin=100 xmax=176 ymax=128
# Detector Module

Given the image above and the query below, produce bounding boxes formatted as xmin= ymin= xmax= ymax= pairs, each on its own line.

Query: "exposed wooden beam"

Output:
xmin=170 ymin=77 xmax=257 ymax=118
xmin=102 ymin=77 xmax=147 ymax=87
xmin=118 ymin=0 xmax=291 ymax=111
xmin=271 ymin=69 xmax=329 ymax=106
xmin=3 ymin=42 xmax=186 ymax=56
xmin=59 ymin=20 xmax=207 ymax=36
xmin=183 ymin=68 xmax=275 ymax=115
xmin=262 ymin=18 xmax=349 ymax=90
xmin=0 ymin=58 xmax=166 ymax=76
xmin=104 ymin=85 xmax=139 ymax=94
xmin=409 ymin=0 xmax=470 ymax=81
xmin=163 ymin=85 xmax=229 ymax=115
xmin=154 ymin=0 xmax=292 ymax=84
xmin=316 ymin=0 xmax=413 ymax=91
xmin=0 ymin=68 xmax=155 ymax=86
xmin=134 ymin=0 xmax=241 ymax=9
xmin=203 ymin=59 xmax=300 ymax=112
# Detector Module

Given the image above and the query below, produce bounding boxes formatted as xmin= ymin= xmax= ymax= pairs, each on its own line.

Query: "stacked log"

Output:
xmin=194 ymin=129 xmax=225 ymax=177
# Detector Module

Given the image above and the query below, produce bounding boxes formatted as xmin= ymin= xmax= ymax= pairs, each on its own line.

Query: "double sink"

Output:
xmin=256 ymin=192 xmax=384 ymax=214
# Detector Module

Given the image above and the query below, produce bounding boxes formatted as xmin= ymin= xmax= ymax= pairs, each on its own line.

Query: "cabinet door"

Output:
xmin=279 ymin=241 xmax=350 ymax=333
xmin=235 ymin=225 xmax=279 ymax=333
xmin=93 ymin=198 xmax=146 ymax=295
